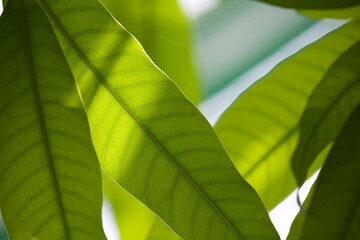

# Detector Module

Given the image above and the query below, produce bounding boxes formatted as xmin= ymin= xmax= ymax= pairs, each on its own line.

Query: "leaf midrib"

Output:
xmin=19 ymin=0 xmax=71 ymax=238
xmin=37 ymin=1 xmax=246 ymax=238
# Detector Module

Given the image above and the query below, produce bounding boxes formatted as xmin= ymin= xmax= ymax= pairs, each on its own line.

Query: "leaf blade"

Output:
xmin=288 ymin=104 xmax=360 ymax=240
xmin=0 ymin=0 xmax=105 ymax=239
xmin=292 ymin=41 xmax=360 ymax=185
xmin=299 ymin=5 xmax=360 ymax=19
xmin=146 ymin=218 xmax=181 ymax=240
xmin=103 ymin=171 xmax=157 ymax=240
xmin=99 ymin=0 xmax=201 ymax=103
xmin=214 ymin=20 xmax=360 ymax=210
xmin=252 ymin=0 xmax=360 ymax=9
xmin=38 ymin=0 xmax=280 ymax=239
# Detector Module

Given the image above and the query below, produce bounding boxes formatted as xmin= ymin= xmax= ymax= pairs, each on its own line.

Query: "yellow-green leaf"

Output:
xmin=0 ymin=0 xmax=105 ymax=239
xmin=100 ymin=0 xmax=201 ymax=103
xmin=214 ymin=20 xmax=360 ymax=210
xmin=146 ymin=218 xmax=181 ymax=240
xmin=103 ymin=171 xmax=156 ymax=240
xmin=103 ymin=170 xmax=180 ymax=240
xmin=103 ymin=171 xmax=179 ymax=240
xmin=38 ymin=0 xmax=279 ymax=239
xmin=292 ymin=41 xmax=360 ymax=185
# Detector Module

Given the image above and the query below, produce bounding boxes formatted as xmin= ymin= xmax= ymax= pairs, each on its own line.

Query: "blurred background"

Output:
xmin=0 ymin=0 xmax=345 ymax=239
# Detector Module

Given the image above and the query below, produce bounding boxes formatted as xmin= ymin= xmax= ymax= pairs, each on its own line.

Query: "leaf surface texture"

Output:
xmin=38 ymin=0 xmax=279 ymax=239
xmin=100 ymin=0 xmax=200 ymax=103
xmin=103 ymin=170 xmax=179 ymax=240
xmin=146 ymin=218 xmax=181 ymax=240
xmin=0 ymin=0 xmax=105 ymax=239
xmin=288 ymin=104 xmax=360 ymax=240
xmin=214 ymin=20 xmax=360 ymax=210
xmin=292 ymin=41 xmax=360 ymax=184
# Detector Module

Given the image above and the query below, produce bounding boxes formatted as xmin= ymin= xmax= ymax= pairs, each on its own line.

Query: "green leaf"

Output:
xmin=103 ymin=171 xmax=156 ymax=240
xmin=99 ymin=0 xmax=201 ymax=103
xmin=146 ymin=218 xmax=181 ymax=240
xmin=0 ymin=0 xmax=105 ymax=239
xmin=292 ymin=41 xmax=360 ymax=185
xmin=299 ymin=5 xmax=360 ymax=19
xmin=38 ymin=0 xmax=279 ymax=239
xmin=252 ymin=0 xmax=360 ymax=9
xmin=288 ymin=104 xmax=360 ymax=240
xmin=2 ymin=0 xmax=8 ymax=8
xmin=214 ymin=20 xmax=360 ymax=210
xmin=103 ymin=171 xmax=179 ymax=240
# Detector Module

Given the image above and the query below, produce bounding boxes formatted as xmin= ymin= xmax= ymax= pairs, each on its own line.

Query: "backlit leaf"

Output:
xmin=103 ymin=171 xmax=156 ymax=240
xmin=252 ymin=0 xmax=360 ymax=9
xmin=146 ymin=218 xmax=181 ymax=240
xmin=288 ymin=104 xmax=360 ymax=240
xmin=103 ymin=171 xmax=179 ymax=240
xmin=100 ymin=0 xmax=200 ymax=103
xmin=214 ymin=20 xmax=360 ymax=210
xmin=38 ymin=0 xmax=279 ymax=239
xmin=292 ymin=41 xmax=360 ymax=185
xmin=0 ymin=0 xmax=105 ymax=239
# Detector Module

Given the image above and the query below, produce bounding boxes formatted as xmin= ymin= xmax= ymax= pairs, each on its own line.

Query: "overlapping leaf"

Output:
xmin=0 ymin=0 xmax=105 ymax=239
xmin=252 ymin=0 xmax=360 ymax=9
xmin=99 ymin=0 xmax=202 ymax=234
xmin=38 ymin=0 xmax=279 ymax=239
xmin=288 ymin=104 xmax=360 ymax=240
xmin=292 ymin=41 xmax=360 ymax=185
xmin=300 ymin=5 xmax=360 ymax=19
xmin=104 ymin=172 xmax=180 ymax=240
xmin=100 ymin=0 xmax=200 ymax=103
xmin=103 ymin=172 xmax=157 ymax=240
xmin=214 ymin=20 xmax=360 ymax=210
xmin=146 ymin=218 xmax=181 ymax=240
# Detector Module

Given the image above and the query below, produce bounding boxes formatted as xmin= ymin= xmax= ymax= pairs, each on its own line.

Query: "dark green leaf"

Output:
xmin=292 ymin=41 xmax=360 ymax=185
xmin=2 ymin=0 xmax=8 ymax=9
xmin=0 ymin=0 xmax=105 ymax=239
xmin=288 ymin=104 xmax=360 ymax=240
xmin=38 ymin=0 xmax=280 ymax=239
xmin=100 ymin=0 xmax=201 ymax=103
xmin=300 ymin=5 xmax=360 ymax=19
xmin=252 ymin=0 xmax=360 ymax=9
xmin=214 ymin=20 xmax=360 ymax=210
